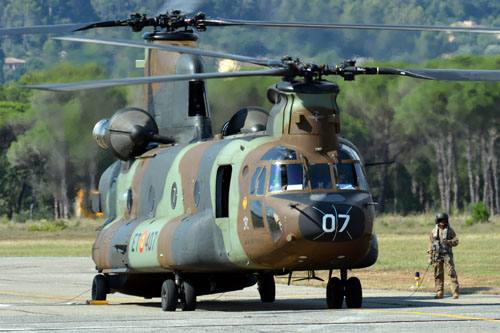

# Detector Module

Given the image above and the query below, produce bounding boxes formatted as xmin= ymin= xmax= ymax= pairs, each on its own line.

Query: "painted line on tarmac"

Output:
xmin=356 ymin=309 xmax=500 ymax=322
xmin=0 ymin=290 xmax=152 ymax=304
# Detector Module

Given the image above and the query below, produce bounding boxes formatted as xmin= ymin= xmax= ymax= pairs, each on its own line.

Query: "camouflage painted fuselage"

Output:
xmin=93 ymin=80 xmax=377 ymax=297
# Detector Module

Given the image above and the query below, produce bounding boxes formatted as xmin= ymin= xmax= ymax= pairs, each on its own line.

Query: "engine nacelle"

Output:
xmin=93 ymin=107 xmax=173 ymax=161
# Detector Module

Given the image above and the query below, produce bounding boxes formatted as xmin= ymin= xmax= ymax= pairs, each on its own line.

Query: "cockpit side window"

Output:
xmin=334 ymin=144 xmax=369 ymax=191
xmin=355 ymin=163 xmax=369 ymax=191
xmin=256 ymin=167 xmax=267 ymax=196
xmin=250 ymin=167 xmax=262 ymax=195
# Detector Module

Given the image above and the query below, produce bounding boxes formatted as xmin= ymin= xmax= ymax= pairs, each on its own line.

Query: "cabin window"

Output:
xmin=216 ymin=165 xmax=232 ymax=218
xmin=188 ymin=80 xmax=208 ymax=117
xmin=261 ymin=146 xmax=297 ymax=161
xmin=193 ymin=180 xmax=200 ymax=207
xmin=171 ymin=183 xmax=177 ymax=209
xmin=309 ymin=163 xmax=333 ymax=190
xmin=269 ymin=164 xmax=307 ymax=192
xmin=250 ymin=200 xmax=265 ymax=229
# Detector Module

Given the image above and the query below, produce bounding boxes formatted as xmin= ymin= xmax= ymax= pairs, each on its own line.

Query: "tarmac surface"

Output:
xmin=0 ymin=257 xmax=499 ymax=332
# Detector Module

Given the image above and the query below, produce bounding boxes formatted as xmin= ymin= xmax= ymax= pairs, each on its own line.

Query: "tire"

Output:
xmin=181 ymin=280 xmax=196 ymax=311
xmin=345 ymin=277 xmax=362 ymax=308
xmin=326 ymin=277 xmax=344 ymax=309
xmin=91 ymin=274 xmax=108 ymax=301
xmin=161 ymin=279 xmax=178 ymax=312
xmin=258 ymin=273 xmax=276 ymax=303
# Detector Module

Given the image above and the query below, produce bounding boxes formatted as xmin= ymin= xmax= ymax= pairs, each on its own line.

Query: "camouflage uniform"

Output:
xmin=427 ymin=224 xmax=459 ymax=298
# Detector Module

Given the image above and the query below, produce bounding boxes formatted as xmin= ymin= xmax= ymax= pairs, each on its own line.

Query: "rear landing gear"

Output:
xmin=91 ymin=274 xmax=109 ymax=301
xmin=161 ymin=279 xmax=178 ymax=311
xmin=180 ymin=279 xmax=196 ymax=311
xmin=161 ymin=274 xmax=197 ymax=312
xmin=326 ymin=269 xmax=363 ymax=309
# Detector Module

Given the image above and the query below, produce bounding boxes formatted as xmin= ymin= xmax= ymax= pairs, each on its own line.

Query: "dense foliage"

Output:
xmin=0 ymin=1 xmax=499 ymax=220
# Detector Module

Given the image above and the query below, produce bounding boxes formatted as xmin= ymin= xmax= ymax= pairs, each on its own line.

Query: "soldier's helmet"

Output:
xmin=435 ymin=212 xmax=449 ymax=224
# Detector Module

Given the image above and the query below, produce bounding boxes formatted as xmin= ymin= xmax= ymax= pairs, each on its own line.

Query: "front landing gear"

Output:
xmin=326 ymin=269 xmax=363 ymax=309
xmin=345 ymin=277 xmax=362 ymax=308
xmin=91 ymin=274 xmax=109 ymax=301
xmin=257 ymin=272 xmax=276 ymax=302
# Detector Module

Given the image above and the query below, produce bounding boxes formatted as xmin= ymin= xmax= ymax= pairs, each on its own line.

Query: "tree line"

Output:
xmin=2 ymin=0 xmax=500 ymax=83
xmin=0 ymin=0 xmax=499 ymax=219
xmin=0 ymin=54 xmax=499 ymax=221
xmin=0 ymin=64 xmax=126 ymax=220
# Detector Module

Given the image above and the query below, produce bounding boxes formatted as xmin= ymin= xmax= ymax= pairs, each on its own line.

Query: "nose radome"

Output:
xmin=298 ymin=202 xmax=365 ymax=242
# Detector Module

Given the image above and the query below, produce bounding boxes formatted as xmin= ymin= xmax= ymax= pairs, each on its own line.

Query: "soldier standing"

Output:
xmin=427 ymin=212 xmax=459 ymax=299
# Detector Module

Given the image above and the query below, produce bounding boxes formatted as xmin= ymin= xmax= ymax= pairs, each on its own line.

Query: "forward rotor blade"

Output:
xmin=369 ymin=67 xmax=500 ymax=81
xmin=23 ymin=68 xmax=289 ymax=92
xmin=54 ymin=36 xmax=282 ymax=67
xmin=0 ymin=23 xmax=95 ymax=36
xmin=400 ymin=68 xmax=500 ymax=81
xmin=203 ymin=18 xmax=500 ymax=34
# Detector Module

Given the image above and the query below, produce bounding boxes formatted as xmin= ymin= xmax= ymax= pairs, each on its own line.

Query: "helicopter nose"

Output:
xmin=297 ymin=197 xmax=366 ymax=242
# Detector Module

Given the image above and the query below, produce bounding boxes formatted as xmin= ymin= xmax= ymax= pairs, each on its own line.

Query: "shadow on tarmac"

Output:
xmin=119 ymin=294 xmax=500 ymax=312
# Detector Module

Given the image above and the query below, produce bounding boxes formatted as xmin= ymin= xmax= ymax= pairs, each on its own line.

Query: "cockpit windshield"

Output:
xmin=269 ymin=164 xmax=307 ymax=192
xmin=309 ymin=163 xmax=333 ymax=190
xmin=261 ymin=146 xmax=297 ymax=161
xmin=253 ymin=144 xmax=368 ymax=194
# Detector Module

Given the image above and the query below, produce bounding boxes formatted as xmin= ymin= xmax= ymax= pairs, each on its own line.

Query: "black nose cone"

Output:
xmin=298 ymin=202 xmax=365 ymax=242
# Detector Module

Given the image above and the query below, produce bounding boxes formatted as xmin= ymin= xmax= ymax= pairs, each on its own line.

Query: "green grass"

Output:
xmin=0 ymin=218 xmax=101 ymax=257
xmin=0 ymin=214 xmax=499 ymax=294
xmin=0 ymin=239 xmax=93 ymax=256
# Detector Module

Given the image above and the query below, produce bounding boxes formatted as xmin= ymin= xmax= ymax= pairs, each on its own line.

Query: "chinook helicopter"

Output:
xmin=3 ymin=9 xmax=500 ymax=311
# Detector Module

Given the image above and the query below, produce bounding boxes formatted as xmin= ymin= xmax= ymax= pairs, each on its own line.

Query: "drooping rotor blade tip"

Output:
xmin=202 ymin=19 xmax=500 ymax=34
xmin=0 ymin=23 xmax=94 ymax=36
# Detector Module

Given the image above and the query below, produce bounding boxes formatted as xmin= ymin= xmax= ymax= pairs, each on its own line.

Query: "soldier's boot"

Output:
xmin=452 ymin=286 xmax=459 ymax=299
xmin=434 ymin=291 xmax=443 ymax=299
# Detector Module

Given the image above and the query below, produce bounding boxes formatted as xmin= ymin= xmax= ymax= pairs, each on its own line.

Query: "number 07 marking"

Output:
xmin=322 ymin=213 xmax=350 ymax=233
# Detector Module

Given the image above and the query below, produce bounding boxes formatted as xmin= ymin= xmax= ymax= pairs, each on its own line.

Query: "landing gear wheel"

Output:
xmin=161 ymin=279 xmax=178 ymax=311
xmin=326 ymin=277 xmax=344 ymax=309
xmin=180 ymin=280 xmax=196 ymax=311
xmin=258 ymin=272 xmax=276 ymax=303
xmin=91 ymin=274 xmax=108 ymax=301
xmin=345 ymin=277 xmax=362 ymax=308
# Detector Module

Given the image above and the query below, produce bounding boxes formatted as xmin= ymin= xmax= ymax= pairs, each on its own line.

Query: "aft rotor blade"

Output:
xmin=23 ymin=68 xmax=289 ymax=92
xmin=0 ymin=23 xmax=96 ymax=36
xmin=203 ymin=18 xmax=500 ymax=34
xmin=54 ymin=36 xmax=282 ymax=67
